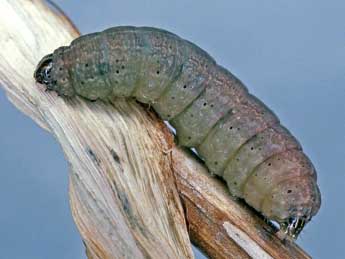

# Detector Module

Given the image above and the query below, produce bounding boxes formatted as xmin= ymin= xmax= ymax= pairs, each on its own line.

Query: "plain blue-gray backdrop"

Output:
xmin=0 ymin=0 xmax=344 ymax=258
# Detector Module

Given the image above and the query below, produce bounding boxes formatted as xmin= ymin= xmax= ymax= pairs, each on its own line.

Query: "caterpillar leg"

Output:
xmin=276 ymin=217 xmax=306 ymax=241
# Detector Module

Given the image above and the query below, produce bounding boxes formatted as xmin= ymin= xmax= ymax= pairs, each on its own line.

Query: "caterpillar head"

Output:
xmin=34 ymin=54 xmax=54 ymax=89
xmin=34 ymin=52 xmax=76 ymax=97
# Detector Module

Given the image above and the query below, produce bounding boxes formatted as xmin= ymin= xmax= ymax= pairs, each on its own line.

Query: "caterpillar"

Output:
xmin=34 ymin=26 xmax=321 ymax=240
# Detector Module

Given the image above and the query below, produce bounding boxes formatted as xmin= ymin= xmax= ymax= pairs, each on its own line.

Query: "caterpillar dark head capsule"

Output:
xmin=34 ymin=54 xmax=54 ymax=87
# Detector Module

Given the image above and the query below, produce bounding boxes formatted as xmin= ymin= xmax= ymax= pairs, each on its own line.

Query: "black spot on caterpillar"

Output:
xmin=34 ymin=26 xmax=321 ymax=240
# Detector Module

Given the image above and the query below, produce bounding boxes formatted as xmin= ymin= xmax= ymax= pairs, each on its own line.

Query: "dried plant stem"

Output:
xmin=0 ymin=1 xmax=311 ymax=258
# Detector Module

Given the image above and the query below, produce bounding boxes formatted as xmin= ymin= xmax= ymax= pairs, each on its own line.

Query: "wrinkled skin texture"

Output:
xmin=34 ymin=26 xmax=321 ymax=240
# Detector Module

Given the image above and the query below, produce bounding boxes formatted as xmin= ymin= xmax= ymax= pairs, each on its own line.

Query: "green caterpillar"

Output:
xmin=34 ymin=26 xmax=321 ymax=240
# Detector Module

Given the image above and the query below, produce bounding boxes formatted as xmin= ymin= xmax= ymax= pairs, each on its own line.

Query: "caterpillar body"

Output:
xmin=34 ymin=26 xmax=321 ymax=239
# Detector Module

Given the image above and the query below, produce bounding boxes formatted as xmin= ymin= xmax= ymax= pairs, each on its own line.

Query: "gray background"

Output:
xmin=0 ymin=0 xmax=344 ymax=258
